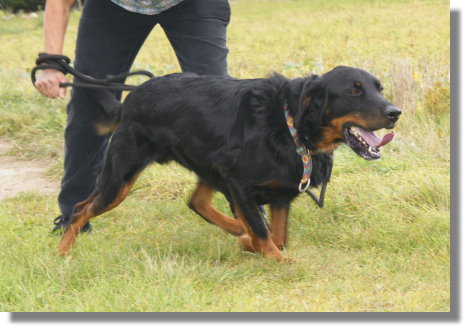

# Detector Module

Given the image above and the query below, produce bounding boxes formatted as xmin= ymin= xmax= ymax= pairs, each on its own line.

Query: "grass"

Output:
xmin=0 ymin=0 xmax=450 ymax=312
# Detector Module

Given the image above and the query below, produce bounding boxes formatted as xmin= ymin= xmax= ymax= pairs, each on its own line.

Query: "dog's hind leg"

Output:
xmin=57 ymin=128 xmax=149 ymax=255
xmin=57 ymin=172 xmax=141 ymax=256
xmin=188 ymin=180 xmax=244 ymax=236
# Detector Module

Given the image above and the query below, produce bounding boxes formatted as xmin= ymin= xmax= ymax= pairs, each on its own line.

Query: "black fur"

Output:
xmin=71 ymin=66 xmax=400 ymax=258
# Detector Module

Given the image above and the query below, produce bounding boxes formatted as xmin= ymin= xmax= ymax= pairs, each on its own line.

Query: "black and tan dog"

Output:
xmin=57 ymin=66 xmax=401 ymax=261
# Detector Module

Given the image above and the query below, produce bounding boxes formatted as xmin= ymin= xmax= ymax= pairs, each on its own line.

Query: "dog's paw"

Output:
xmin=238 ymin=234 xmax=257 ymax=253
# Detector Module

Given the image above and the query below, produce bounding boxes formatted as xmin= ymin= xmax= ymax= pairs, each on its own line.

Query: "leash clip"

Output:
xmin=298 ymin=178 xmax=311 ymax=193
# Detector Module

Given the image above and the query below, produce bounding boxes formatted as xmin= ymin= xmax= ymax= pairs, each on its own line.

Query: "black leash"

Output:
xmin=305 ymin=152 xmax=333 ymax=208
xmin=31 ymin=53 xmax=154 ymax=91
xmin=31 ymin=53 xmax=332 ymax=208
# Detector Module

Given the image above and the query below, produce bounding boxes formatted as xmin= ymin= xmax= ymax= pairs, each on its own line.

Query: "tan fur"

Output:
xmin=189 ymin=182 xmax=244 ymax=236
xmin=315 ymin=113 xmax=370 ymax=152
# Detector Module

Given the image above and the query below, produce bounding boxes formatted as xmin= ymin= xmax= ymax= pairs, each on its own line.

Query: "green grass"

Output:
xmin=0 ymin=0 xmax=450 ymax=312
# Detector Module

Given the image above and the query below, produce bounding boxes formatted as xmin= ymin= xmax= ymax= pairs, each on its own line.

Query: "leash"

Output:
xmin=31 ymin=53 xmax=154 ymax=91
xmin=305 ymin=152 xmax=333 ymax=208
xmin=284 ymin=103 xmax=332 ymax=208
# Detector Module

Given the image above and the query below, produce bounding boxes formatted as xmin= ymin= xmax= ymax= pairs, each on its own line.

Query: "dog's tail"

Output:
xmin=89 ymin=89 xmax=122 ymax=135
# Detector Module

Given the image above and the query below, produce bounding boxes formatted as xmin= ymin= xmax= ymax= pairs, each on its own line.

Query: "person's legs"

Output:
xmin=55 ymin=0 xmax=157 ymax=232
xmin=159 ymin=0 xmax=230 ymax=76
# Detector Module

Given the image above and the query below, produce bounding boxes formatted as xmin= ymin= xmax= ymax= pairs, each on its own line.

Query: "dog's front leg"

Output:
xmin=233 ymin=204 xmax=288 ymax=262
xmin=226 ymin=184 xmax=288 ymax=261
xmin=270 ymin=204 xmax=290 ymax=250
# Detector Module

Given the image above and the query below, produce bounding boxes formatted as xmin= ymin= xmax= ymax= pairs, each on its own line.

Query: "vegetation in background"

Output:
xmin=0 ymin=0 xmax=45 ymax=13
xmin=0 ymin=0 xmax=450 ymax=312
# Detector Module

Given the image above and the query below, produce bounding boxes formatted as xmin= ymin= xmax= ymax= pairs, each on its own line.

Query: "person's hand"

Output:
xmin=34 ymin=68 xmax=68 ymax=99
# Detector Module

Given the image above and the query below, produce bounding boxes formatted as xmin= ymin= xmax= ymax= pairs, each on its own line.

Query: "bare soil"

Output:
xmin=0 ymin=138 xmax=59 ymax=201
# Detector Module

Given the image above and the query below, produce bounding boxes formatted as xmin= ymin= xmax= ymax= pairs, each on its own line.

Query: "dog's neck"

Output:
xmin=283 ymin=103 xmax=312 ymax=191
xmin=286 ymin=78 xmax=323 ymax=153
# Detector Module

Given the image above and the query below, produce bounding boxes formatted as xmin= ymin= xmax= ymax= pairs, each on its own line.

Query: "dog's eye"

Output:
xmin=347 ymin=89 xmax=361 ymax=96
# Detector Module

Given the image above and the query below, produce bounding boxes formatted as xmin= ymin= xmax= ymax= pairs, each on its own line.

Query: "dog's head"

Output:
xmin=295 ymin=66 xmax=401 ymax=160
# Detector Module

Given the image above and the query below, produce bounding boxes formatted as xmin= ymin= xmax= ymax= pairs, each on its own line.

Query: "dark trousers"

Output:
xmin=58 ymin=0 xmax=230 ymax=219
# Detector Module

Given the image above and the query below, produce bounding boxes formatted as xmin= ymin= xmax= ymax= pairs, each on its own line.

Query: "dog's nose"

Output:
xmin=384 ymin=106 xmax=402 ymax=122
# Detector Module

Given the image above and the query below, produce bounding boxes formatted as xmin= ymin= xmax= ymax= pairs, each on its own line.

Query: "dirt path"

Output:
xmin=0 ymin=138 xmax=59 ymax=201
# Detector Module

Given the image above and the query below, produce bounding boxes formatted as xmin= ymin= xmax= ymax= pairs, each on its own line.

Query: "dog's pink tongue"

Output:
xmin=357 ymin=129 xmax=395 ymax=147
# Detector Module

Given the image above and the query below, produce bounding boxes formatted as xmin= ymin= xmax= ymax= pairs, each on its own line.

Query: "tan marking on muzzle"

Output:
xmin=315 ymin=113 xmax=371 ymax=152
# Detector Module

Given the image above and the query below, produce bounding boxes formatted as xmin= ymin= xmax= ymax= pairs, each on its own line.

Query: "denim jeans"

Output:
xmin=58 ymin=0 xmax=230 ymax=220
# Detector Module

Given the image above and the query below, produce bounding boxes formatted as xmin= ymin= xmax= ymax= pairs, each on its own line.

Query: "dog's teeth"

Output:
xmin=350 ymin=127 xmax=356 ymax=133
xmin=368 ymin=146 xmax=379 ymax=154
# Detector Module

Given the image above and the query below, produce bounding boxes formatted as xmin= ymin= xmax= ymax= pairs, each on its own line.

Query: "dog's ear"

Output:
xmin=295 ymin=76 xmax=325 ymax=129
xmin=293 ymin=76 xmax=327 ymax=151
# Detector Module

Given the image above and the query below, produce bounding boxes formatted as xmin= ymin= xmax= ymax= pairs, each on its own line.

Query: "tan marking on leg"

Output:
xmin=57 ymin=196 xmax=98 ymax=256
xmin=233 ymin=205 xmax=288 ymax=262
xmin=57 ymin=173 xmax=140 ymax=256
xmin=99 ymin=173 xmax=140 ymax=215
xmin=238 ymin=234 xmax=255 ymax=252
xmin=270 ymin=206 xmax=289 ymax=250
xmin=189 ymin=182 xmax=244 ymax=236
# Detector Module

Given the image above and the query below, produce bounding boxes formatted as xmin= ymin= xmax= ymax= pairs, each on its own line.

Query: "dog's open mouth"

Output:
xmin=343 ymin=126 xmax=395 ymax=160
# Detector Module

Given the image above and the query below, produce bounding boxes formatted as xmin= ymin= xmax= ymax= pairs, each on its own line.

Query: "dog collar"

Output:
xmin=284 ymin=103 xmax=312 ymax=192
